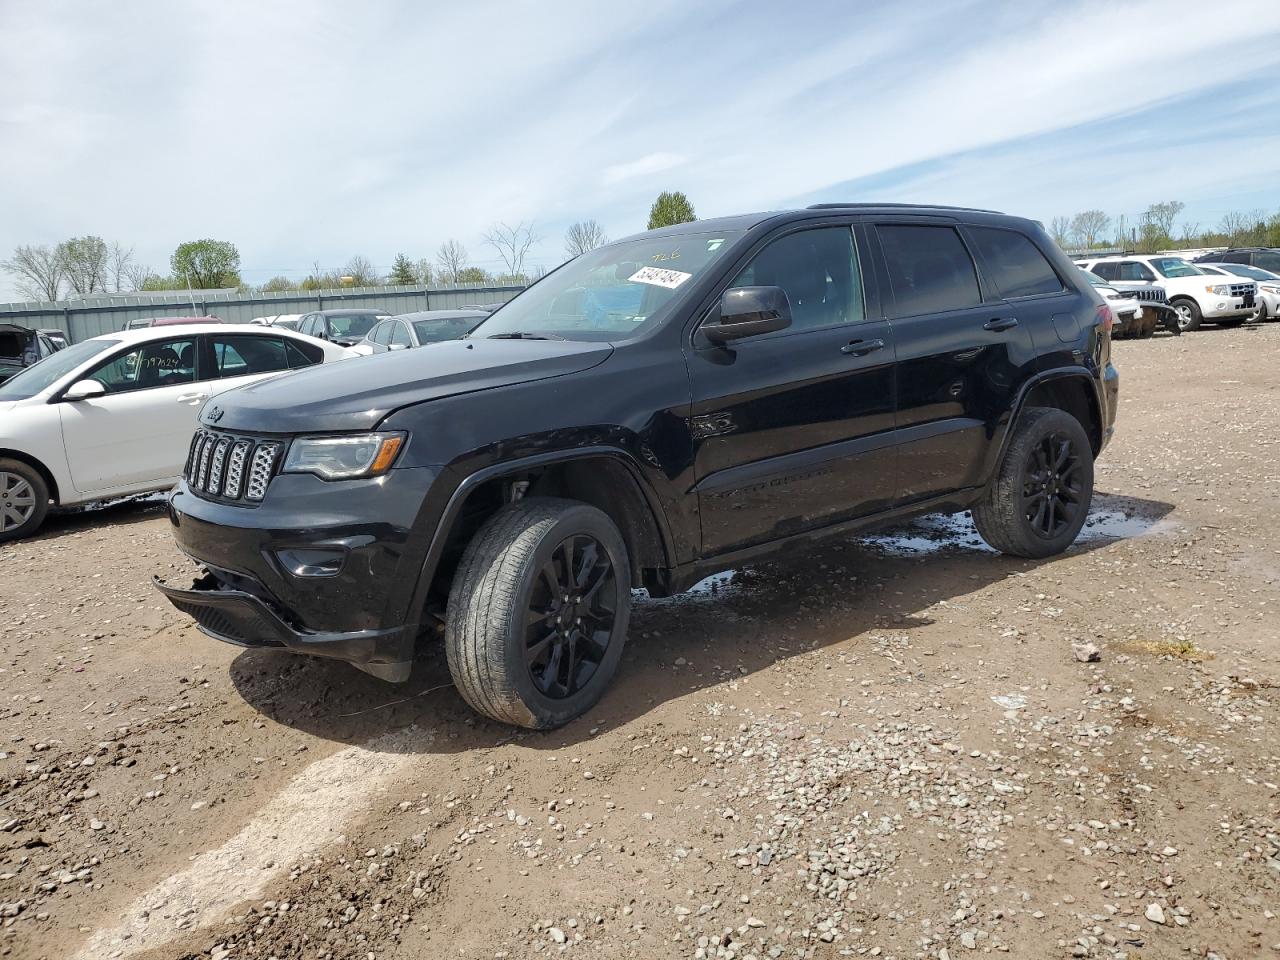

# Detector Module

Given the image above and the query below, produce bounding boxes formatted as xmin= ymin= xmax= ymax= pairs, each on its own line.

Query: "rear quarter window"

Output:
xmin=968 ymin=227 xmax=1064 ymax=298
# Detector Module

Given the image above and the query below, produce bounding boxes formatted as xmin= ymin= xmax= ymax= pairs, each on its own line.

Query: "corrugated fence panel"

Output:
xmin=0 ymin=284 xmax=525 ymax=343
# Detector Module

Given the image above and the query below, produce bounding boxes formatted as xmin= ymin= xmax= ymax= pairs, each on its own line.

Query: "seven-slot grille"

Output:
xmin=185 ymin=429 xmax=282 ymax=503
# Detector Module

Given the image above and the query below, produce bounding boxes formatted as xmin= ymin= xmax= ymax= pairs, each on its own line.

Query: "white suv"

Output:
xmin=1078 ymin=255 xmax=1256 ymax=331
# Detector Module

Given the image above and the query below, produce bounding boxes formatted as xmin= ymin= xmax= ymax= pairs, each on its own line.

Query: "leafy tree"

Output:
xmin=2 ymin=244 xmax=65 ymax=301
xmin=1069 ymin=210 xmax=1110 ymax=248
xmin=565 ymin=219 xmax=608 ymax=257
xmin=261 ymin=276 xmax=298 ymax=292
xmin=1144 ymin=201 xmax=1185 ymax=238
xmin=171 ymin=239 xmax=241 ymax=289
xmin=647 ymin=191 xmax=696 ymax=230
xmin=58 ymin=236 xmax=110 ymax=295
xmin=456 ymin=266 xmax=489 ymax=284
xmin=436 ymin=240 xmax=468 ymax=285
xmin=388 ymin=253 xmax=418 ymax=286
xmin=414 ymin=258 xmax=434 ymax=286
xmin=141 ymin=274 xmax=179 ymax=291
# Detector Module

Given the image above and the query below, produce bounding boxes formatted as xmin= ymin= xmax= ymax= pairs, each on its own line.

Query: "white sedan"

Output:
xmin=0 ymin=324 xmax=351 ymax=541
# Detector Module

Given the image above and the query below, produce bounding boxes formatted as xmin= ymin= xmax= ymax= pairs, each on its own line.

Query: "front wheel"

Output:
xmin=973 ymin=408 xmax=1094 ymax=559
xmin=0 ymin=459 xmax=50 ymax=543
xmin=445 ymin=497 xmax=631 ymax=729
xmin=1171 ymin=298 xmax=1202 ymax=331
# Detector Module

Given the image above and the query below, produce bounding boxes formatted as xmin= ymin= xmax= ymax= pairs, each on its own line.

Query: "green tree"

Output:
xmin=141 ymin=274 xmax=179 ymax=291
xmin=261 ymin=276 xmax=298 ymax=292
xmin=456 ymin=266 xmax=489 ymax=284
xmin=388 ymin=253 xmax=418 ymax=286
xmin=171 ymin=239 xmax=241 ymax=289
xmin=647 ymin=191 xmax=696 ymax=230
xmin=58 ymin=236 xmax=109 ymax=295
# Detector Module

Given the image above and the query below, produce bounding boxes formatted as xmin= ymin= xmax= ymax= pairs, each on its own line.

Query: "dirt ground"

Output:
xmin=2 ymin=324 xmax=1278 ymax=960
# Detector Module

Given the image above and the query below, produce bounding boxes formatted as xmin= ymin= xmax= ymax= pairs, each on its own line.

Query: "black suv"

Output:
xmin=1194 ymin=247 xmax=1280 ymax=273
xmin=157 ymin=205 xmax=1119 ymax=729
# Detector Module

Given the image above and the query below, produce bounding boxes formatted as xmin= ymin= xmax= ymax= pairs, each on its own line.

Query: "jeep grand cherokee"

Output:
xmin=156 ymin=205 xmax=1119 ymax=729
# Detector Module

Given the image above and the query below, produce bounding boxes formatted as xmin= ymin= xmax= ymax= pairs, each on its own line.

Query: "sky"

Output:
xmin=2 ymin=0 xmax=1280 ymax=300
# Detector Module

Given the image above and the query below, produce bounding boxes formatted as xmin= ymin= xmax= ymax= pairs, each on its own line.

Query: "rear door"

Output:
xmin=870 ymin=220 xmax=1037 ymax=504
xmin=59 ymin=335 xmax=207 ymax=492
xmin=688 ymin=222 xmax=897 ymax=555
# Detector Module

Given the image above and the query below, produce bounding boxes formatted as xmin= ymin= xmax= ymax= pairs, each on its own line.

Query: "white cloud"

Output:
xmin=602 ymin=152 xmax=686 ymax=186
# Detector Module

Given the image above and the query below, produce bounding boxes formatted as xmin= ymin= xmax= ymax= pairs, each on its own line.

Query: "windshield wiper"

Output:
xmin=484 ymin=332 xmax=564 ymax=341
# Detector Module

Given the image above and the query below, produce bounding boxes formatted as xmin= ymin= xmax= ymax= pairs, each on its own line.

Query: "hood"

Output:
xmin=203 ymin=337 xmax=614 ymax=433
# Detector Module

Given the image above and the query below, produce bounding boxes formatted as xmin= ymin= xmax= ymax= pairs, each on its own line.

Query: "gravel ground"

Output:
xmin=1 ymin=324 xmax=1278 ymax=960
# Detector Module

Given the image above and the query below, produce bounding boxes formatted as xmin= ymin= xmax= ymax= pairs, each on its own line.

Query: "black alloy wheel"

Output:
xmin=1021 ymin=431 xmax=1086 ymax=540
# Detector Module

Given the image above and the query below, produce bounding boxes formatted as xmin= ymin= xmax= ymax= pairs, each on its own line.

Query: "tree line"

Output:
xmin=1048 ymin=201 xmax=1280 ymax=253
xmin=1 ymin=191 xmax=700 ymax=300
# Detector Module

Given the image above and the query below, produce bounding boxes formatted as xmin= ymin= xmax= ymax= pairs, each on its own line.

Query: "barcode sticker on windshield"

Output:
xmin=628 ymin=266 xmax=692 ymax=289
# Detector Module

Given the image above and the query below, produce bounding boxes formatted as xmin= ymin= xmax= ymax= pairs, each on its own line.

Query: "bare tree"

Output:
xmin=484 ymin=221 xmax=540 ymax=279
xmin=1113 ymin=214 xmax=1130 ymax=249
xmin=122 ymin=260 xmax=156 ymax=291
xmin=1143 ymin=201 xmax=1184 ymax=238
xmin=564 ymin=219 xmax=608 ymax=257
xmin=106 ymin=242 xmax=135 ymax=292
xmin=1069 ymin=210 xmax=1111 ymax=248
xmin=342 ymin=255 xmax=380 ymax=286
xmin=436 ymin=240 xmax=468 ymax=285
xmin=1048 ymin=216 xmax=1071 ymax=247
xmin=1177 ymin=221 xmax=1201 ymax=246
xmin=2 ymin=244 xmax=65 ymax=301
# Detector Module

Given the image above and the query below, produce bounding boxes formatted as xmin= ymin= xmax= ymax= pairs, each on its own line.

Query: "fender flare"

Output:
xmin=401 ymin=446 xmax=676 ymax=631
xmin=982 ymin=368 xmax=1104 ymax=481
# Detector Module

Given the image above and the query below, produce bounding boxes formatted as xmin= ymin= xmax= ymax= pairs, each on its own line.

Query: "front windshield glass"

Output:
xmin=0 ymin=338 xmax=117 ymax=401
xmin=328 ymin=314 xmax=387 ymax=337
xmin=1150 ymin=257 xmax=1204 ymax=278
xmin=473 ymin=231 xmax=744 ymax=342
xmin=1219 ymin=264 xmax=1278 ymax=281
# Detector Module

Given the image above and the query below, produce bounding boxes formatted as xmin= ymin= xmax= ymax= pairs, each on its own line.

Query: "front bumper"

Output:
xmin=1202 ymin=296 xmax=1255 ymax=319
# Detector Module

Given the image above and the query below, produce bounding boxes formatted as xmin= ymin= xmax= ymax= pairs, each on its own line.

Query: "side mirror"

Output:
xmin=387 ymin=343 xmax=408 ymax=351
xmin=702 ymin=286 xmax=793 ymax=344
xmin=63 ymin=379 xmax=106 ymax=401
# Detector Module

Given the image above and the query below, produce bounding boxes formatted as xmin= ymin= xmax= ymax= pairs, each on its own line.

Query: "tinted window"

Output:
xmin=368 ymin=321 xmax=390 ymax=346
xmin=730 ymin=227 xmax=864 ymax=331
xmin=412 ymin=317 xmax=479 ymax=343
xmin=879 ymin=225 xmax=981 ymax=316
xmin=212 ymin=335 xmax=290 ymax=378
xmin=1222 ymin=252 xmax=1250 ymax=264
xmin=969 ymin=227 xmax=1063 ymax=298
xmin=1253 ymin=252 xmax=1280 ymax=273
xmin=286 ymin=339 xmax=322 ymax=368
xmin=90 ymin=338 xmax=197 ymax=393
xmin=1090 ymin=262 xmax=1119 ymax=281
xmin=1115 ymin=262 xmax=1155 ymax=282
xmin=388 ymin=321 xmax=412 ymax=347
xmin=327 ymin=314 xmax=384 ymax=338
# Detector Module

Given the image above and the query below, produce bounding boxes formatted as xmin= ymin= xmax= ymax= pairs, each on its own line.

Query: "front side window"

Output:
xmin=968 ymin=227 xmax=1063 ymax=298
xmin=472 ymin=231 xmax=744 ymax=342
xmin=1115 ymin=262 xmax=1155 ymax=282
xmin=89 ymin=338 xmax=197 ymax=393
xmin=212 ymin=335 xmax=290 ymax=378
xmin=1148 ymin=257 xmax=1203 ymax=278
xmin=388 ymin=321 xmax=412 ymax=347
xmin=368 ymin=321 xmax=390 ymax=346
xmin=879 ymin=224 xmax=981 ymax=316
xmin=729 ymin=227 xmax=865 ymax=331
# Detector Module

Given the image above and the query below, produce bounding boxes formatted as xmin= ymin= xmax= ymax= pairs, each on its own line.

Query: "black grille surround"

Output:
xmin=184 ymin=428 xmax=286 ymax=506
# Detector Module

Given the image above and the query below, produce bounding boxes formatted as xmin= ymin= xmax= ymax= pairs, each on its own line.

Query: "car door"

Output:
xmin=205 ymin=332 xmax=300 ymax=397
xmin=870 ymin=220 xmax=1038 ymax=504
xmin=58 ymin=335 xmax=208 ymax=493
xmin=687 ymin=222 xmax=897 ymax=556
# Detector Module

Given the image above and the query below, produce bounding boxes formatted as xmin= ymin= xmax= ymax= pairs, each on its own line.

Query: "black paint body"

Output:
xmin=157 ymin=206 xmax=1118 ymax=674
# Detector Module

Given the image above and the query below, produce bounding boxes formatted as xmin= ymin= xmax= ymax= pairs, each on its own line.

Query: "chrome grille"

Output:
xmin=184 ymin=430 xmax=282 ymax=505
xmin=1229 ymin=282 xmax=1254 ymax=298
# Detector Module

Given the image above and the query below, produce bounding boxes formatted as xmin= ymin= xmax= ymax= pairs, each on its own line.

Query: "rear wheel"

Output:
xmin=0 ymin=459 xmax=50 ymax=543
xmin=1171 ymin=298 xmax=1202 ymax=331
xmin=445 ymin=497 xmax=631 ymax=729
xmin=973 ymin=408 xmax=1094 ymax=559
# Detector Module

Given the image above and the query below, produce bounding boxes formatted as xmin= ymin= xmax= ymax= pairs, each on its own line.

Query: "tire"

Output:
xmin=0 ymin=458 xmax=50 ymax=543
xmin=445 ymin=497 xmax=632 ymax=729
xmin=1171 ymin=298 xmax=1202 ymax=331
xmin=973 ymin=407 xmax=1094 ymax=559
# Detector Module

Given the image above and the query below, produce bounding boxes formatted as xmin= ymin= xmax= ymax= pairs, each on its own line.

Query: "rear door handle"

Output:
xmin=176 ymin=392 xmax=209 ymax=405
xmin=983 ymin=317 xmax=1019 ymax=332
xmin=841 ymin=338 xmax=885 ymax=356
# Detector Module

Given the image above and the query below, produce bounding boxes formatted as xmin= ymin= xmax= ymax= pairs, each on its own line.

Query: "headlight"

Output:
xmin=1206 ymin=284 xmax=1231 ymax=295
xmin=1262 ymin=285 xmax=1280 ymax=295
xmin=282 ymin=432 xmax=405 ymax=480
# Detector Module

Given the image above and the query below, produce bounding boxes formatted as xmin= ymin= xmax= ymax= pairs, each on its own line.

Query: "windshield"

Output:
xmin=1150 ymin=257 xmax=1204 ymax=278
xmin=1081 ymin=270 xmax=1107 ymax=287
xmin=412 ymin=317 xmax=478 ymax=343
xmin=1218 ymin=263 xmax=1278 ymax=281
xmin=328 ymin=314 xmax=387 ymax=337
xmin=472 ymin=231 xmax=744 ymax=342
xmin=0 ymin=338 xmax=117 ymax=401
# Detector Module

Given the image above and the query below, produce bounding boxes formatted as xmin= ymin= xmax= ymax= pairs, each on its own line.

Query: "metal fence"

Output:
xmin=0 ymin=283 xmax=526 ymax=343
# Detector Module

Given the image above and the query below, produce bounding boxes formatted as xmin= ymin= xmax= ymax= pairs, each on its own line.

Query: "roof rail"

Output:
xmin=806 ymin=202 xmax=1004 ymax=215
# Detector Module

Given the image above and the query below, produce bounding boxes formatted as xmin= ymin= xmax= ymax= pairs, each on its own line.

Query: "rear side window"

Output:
xmin=1116 ymin=262 xmax=1155 ymax=282
xmin=729 ymin=227 xmax=865 ymax=331
xmin=878 ymin=225 xmax=981 ymax=316
xmin=1254 ymin=252 xmax=1280 ymax=273
xmin=968 ymin=227 xmax=1063 ymax=298
xmin=1090 ymin=262 xmax=1119 ymax=281
xmin=212 ymin=335 xmax=290 ymax=378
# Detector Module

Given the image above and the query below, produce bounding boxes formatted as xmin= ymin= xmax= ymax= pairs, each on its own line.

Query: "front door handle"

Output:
xmin=841 ymin=338 xmax=885 ymax=356
xmin=983 ymin=317 xmax=1019 ymax=332
xmin=176 ymin=392 xmax=209 ymax=405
